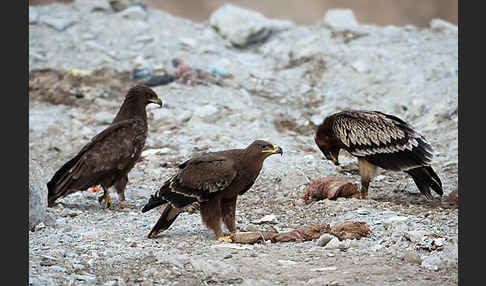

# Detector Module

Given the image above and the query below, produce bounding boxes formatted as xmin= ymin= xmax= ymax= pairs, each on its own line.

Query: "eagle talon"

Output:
xmin=218 ymin=236 xmax=233 ymax=243
xmin=119 ymin=201 xmax=134 ymax=209
xmin=360 ymin=189 xmax=368 ymax=200
xmin=98 ymin=194 xmax=113 ymax=210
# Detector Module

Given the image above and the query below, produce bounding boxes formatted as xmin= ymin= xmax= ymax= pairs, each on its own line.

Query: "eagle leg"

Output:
xmin=115 ymin=175 xmax=133 ymax=209
xmin=358 ymin=158 xmax=377 ymax=200
xmin=98 ymin=187 xmax=113 ymax=210
xmin=360 ymin=180 xmax=369 ymax=200
xmin=221 ymin=196 xmax=237 ymax=233
xmin=200 ymin=199 xmax=224 ymax=239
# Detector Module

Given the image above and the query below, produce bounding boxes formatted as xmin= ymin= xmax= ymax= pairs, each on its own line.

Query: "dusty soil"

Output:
xmin=29 ymin=1 xmax=458 ymax=285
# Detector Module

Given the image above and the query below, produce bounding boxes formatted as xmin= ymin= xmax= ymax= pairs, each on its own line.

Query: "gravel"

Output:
xmin=29 ymin=1 xmax=458 ymax=285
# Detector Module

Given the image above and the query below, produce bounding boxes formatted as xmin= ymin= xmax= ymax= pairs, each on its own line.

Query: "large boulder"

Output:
xmin=29 ymin=158 xmax=48 ymax=231
xmin=209 ymin=4 xmax=294 ymax=47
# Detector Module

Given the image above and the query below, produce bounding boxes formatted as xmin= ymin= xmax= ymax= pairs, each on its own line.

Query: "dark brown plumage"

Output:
xmin=47 ymin=85 xmax=163 ymax=209
xmin=314 ymin=110 xmax=443 ymax=200
xmin=142 ymin=140 xmax=283 ymax=239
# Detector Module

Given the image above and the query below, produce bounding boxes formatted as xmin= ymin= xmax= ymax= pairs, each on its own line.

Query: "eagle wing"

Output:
xmin=332 ymin=111 xmax=433 ymax=171
xmin=47 ymin=119 xmax=146 ymax=199
xmin=154 ymin=154 xmax=238 ymax=207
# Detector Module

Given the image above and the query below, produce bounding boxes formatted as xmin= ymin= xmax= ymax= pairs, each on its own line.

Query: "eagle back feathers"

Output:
xmin=79 ymin=119 xmax=147 ymax=173
xmin=331 ymin=111 xmax=431 ymax=159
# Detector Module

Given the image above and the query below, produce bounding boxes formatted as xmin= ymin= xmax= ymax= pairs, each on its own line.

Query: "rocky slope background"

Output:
xmin=29 ymin=1 xmax=458 ymax=285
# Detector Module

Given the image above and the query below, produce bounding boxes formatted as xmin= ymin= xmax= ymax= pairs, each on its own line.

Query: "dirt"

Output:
xmin=29 ymin=2 xmax=458 ymax=285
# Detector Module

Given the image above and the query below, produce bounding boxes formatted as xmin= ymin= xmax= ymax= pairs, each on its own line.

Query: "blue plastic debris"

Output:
xmin=132 ymin=68 xmax=152 ymax=79
xmin=207 ymin=66 xmax=228 ymax=77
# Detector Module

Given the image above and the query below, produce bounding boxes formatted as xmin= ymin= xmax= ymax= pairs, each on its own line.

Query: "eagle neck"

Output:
xmin=112 ymin=96 xmax=147 ymax=123
xmin=240 ymin=150 xmax=264 ymax=180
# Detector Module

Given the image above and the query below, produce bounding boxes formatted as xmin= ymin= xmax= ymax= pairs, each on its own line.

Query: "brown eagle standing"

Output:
xmin=314 ymin=110 xmax=442 ymax=200
xmin=47 ymin=85 xmax=163 ymax=209
xmin=142 ymin=140 xmax=283 ymax=240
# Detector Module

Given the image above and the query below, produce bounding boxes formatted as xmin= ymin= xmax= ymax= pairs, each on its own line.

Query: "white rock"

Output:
xmin=209 ymin=4 xmax=294 ymax=47
xmin=42 ymin=17 xmax=77 ymax=31
xmin=403 ymin=230 xmax=428 ymax=243
xmin=323 ymin=9 xmax=359 ymax=30
xmin=433 ymin=237 xmax=445 ymax=248
xmin=317 ymin=234 xmax=335 ymax=247
xmin=356 ymin=208 xmax=371 ymax=215
xmin=120 ymin=6 xmax=147 ymax=21
xmin=324 ymin=237 xmax=349 ymax=250
xmin=179 ymin=37 xmax=197 ymax=48
xmin=383 ymin=216 xmax=409 ymax=230
xmin=310 ymin=114 xmax=323 ymax=126
xmin=403 ymin=250 xmax=422 ymax=264
xmin=141 ymin=149 xmax=162 ymax=157
xmin=252 ymin=214 xmax=278 ymax=224
xmin=351 ymin=60 xmax=370 ymax=73
xmin=430 ymin=19 xmax=458 ymax=33
xmin=35 ymin=222 xmax=46 ymax=231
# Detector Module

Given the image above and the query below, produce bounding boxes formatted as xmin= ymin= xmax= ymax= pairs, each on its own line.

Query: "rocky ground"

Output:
xmin=29 ymin=1 xmax=458 ymax=285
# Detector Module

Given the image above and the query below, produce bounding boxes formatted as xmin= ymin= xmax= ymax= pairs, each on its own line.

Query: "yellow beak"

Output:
xmin=330 ymin=153 xmax=339 ymax=165
xmin=262 ymin=144 xmax=283 ymax=155
xmin=148 ymin=98 xmax=163 ymax=106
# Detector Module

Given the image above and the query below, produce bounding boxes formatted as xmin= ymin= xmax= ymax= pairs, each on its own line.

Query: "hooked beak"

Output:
xmin=329 ymin=153 xmax=339 ymax=166
xmin=324 ymin=152 xmax=339 ymax=166
xmin=263 ymin=144 xmax=283 ymax=156
xmin=148 ymin=98 xmax=163 ymax=107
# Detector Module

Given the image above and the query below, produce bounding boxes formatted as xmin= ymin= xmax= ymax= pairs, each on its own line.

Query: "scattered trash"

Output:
xmin=144 ymin=74 xmax=175 ymax=87
xmin=132 ymin=68 xmax=152 ymax=79
xmin=92 ymin=186 xmax=101 ymax=193
xmin=142 ymin=58 xmax=232 ymax=87
xmin=300 ymin=176 xmax=359 ymax=203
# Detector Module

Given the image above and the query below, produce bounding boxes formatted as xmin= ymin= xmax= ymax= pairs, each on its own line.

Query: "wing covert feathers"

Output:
xmin=331 ymin=111 xmax=433 ymax=170
xmin=145 ymin=155 xmax=238 ymax=210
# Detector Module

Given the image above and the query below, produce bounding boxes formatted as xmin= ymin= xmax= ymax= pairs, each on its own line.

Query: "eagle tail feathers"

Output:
xmin=405 ymin=166 xmax=443 ymax=199
xmin=147 ymin=205 xmax=181 ymax=238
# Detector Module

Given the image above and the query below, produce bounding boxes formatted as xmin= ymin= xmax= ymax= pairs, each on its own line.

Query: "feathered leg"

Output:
xmin=358 ymin=158 xmax=377 ymax=199
xmin=200 ymin=199 xmax=224 ymax=239
xmin=221 ymin=196 xmax=237 ymax=233
xmin=114 ymin=175 xmax=132 ymax=209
